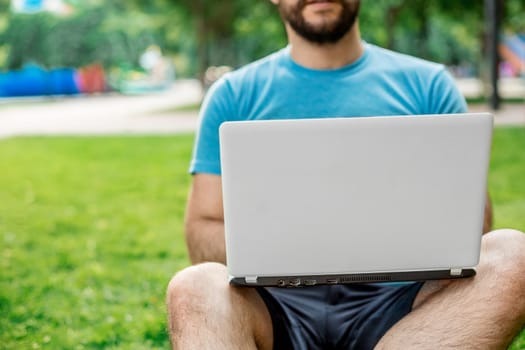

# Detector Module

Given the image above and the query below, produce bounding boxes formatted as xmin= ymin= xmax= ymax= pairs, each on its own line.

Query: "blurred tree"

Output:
xmin=1 ymin=0 xmax=523 ymax=80
xmin=506 ymin=0 xmax=525 ymax=31
xmin=0 ymin=1 xmax=186 ymax=73
xmin=233 ymin=1 xmax=286 ymax=65
xmin=172 ymin=0 xmax=284 ymax=82
xmin=360 ymin=0 xmax=485 ymax=75
xmin=0 ymin=0 xmax=12 ymax=67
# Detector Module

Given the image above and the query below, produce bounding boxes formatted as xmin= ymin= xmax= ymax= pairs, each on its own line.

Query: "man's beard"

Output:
xmin=278 ymin=0 xmax=360 ymax=44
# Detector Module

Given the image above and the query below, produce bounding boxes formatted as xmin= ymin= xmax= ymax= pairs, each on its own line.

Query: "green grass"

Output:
xmin=0 ymin=129 xmax=524 ymax=349
xmin=466 ymin=97 xmax=525 ymax=104
xmin=0 ymin=135 xmax=194 ymax=349
xmin=490 ymin=128 xmax=525 ymax=232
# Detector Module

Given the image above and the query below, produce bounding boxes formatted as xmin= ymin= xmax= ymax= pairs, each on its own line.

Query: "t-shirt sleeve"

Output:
xmin=189 ymin=78 xmax=235 ymax=175
xmin=426 ymin=67 xmax=468 ymax=114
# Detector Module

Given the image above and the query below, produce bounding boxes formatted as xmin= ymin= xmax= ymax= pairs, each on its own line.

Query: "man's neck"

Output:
xmin=286 ymin=23 xmax=364 ymax=70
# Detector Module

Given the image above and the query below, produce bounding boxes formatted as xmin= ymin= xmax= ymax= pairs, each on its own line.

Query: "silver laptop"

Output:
xmin=219 ymin=113 xmax=493 ymax=287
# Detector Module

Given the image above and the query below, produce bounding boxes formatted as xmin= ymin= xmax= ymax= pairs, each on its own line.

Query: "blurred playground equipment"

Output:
xmin=0 ymin=43 xmax=175 ymax=98
xmin=0 ymin=63 xmax=106 ymax=97
xmin=11 ymin=0 xmax=72 ymax=15
xmin=499 ymin=33 xmax=525 ymax=77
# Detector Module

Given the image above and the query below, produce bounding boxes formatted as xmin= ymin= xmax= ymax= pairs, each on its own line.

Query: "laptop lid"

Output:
xmin=219 ymin=113 xmax=493 ymax=286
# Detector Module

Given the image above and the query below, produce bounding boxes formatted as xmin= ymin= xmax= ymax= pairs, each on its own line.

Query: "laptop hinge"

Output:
xmin=245 ymin=276 xmax=258 ymax=284
xmin=450 ymin=268 xmax=462 ymax=276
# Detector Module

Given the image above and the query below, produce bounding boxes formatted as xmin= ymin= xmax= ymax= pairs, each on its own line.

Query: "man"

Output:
xmin=167 ymin=0 xmax=525 ymax=348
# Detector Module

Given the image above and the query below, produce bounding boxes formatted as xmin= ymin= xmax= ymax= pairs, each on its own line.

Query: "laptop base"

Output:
xmin=230 ymin=268 xmax=476 ymax=287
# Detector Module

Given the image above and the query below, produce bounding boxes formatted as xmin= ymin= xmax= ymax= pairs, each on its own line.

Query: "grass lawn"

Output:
xmin=1 ymin=128 xmax=524 ymax=349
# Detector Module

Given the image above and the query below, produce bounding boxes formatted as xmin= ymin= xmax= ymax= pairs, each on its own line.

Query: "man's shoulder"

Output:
xmin=364 ymin=44 xmax=465 ymax=113
xmin=222 ymin=48 xmax=287 ymax=85
xmin=367 ymin=44 xmax=445 ymax=73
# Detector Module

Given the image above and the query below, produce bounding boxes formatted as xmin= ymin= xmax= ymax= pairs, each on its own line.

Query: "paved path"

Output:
xmin=0 ymin=80 xmax=203 ymax=138
xmin=0 ymin=79 xmax=523 ymax=139
xmin=469 ymin=103 xmax=525 ymax=126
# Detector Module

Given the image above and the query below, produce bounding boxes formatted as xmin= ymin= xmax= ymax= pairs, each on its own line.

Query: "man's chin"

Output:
xmin=301 ymin=21 xmax=342 ymax=37
xmin=302 ymin=7 xmax=342 ymax=27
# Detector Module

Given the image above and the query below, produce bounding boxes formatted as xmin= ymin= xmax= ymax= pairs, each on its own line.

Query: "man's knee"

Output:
xmin=482 ymin=229 xmax=525 ymax=290
xmin=166 ymin=262 xmax=273 ymax=348
xmin=166 ymin=262 xmax=228 ymax=313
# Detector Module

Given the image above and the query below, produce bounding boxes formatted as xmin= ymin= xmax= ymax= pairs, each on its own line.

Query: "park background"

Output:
xmin=1 ymin=0 xmax=524 ymax=349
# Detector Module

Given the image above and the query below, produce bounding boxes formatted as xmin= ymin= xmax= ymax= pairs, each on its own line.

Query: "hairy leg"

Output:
xmin=166 ymin=262 xmax=273 ymax=350
xmin=376 ymin=229 xmax=525 ymax=350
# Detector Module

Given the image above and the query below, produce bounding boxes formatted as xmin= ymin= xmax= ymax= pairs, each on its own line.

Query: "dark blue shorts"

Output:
xmin=256 ymin=282 xmax=423 ymax=350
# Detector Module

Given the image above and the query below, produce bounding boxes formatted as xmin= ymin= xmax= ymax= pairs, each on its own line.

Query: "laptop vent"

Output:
xmin=340 ymin=274 xmax=392 ymax=283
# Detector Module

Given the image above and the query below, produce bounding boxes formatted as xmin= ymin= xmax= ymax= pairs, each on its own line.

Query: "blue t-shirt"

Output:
xmin=190 ymin=43 xmax=467 ymax=175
